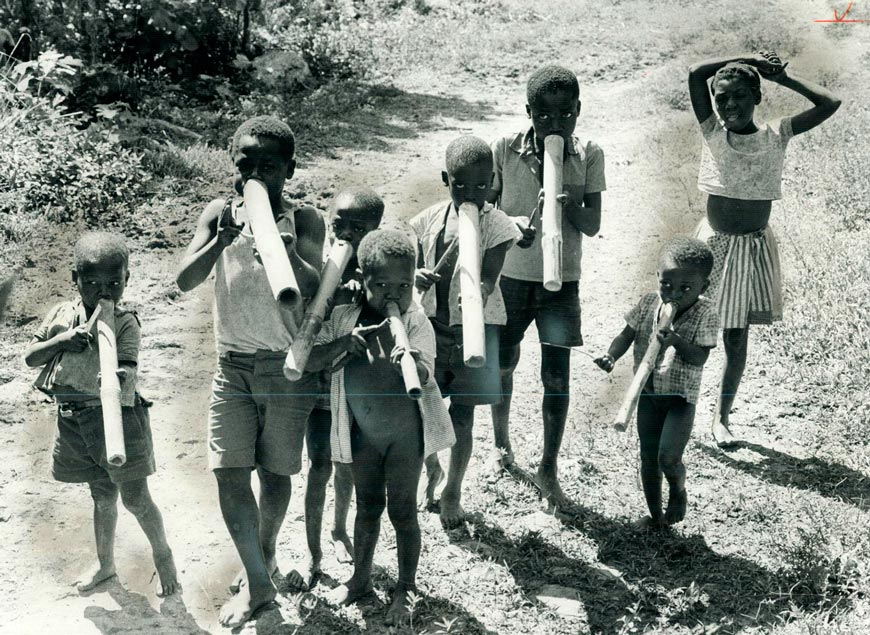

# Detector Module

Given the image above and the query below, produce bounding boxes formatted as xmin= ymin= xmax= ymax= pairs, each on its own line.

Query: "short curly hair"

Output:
xmin=357 ymin=229 xmax=416 ymax=273
xmin=334 ymin=186 xmax=385 ymax=222
xmin=712 ymin=63 xmax=761 ymax=97
xmin=445 ymin=135 xmax=493 ymax=175
xmin=74 ymin=231 xmax=129 ymax=271
xmin=660 ymin=237 xmax=714 ymax=277
xmin=527 ymin=65 xmax=580 ymax=107
xmin=231 ymin=115 xmax=295 ymax=161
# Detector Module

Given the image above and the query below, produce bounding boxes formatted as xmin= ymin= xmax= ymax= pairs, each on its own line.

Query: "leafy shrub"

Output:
xmin=0 ymin=50 xmax=149 ymax=224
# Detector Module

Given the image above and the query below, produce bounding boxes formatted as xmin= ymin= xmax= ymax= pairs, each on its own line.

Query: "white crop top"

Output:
xmin=697 ymin=114 xmax=794 ymax=200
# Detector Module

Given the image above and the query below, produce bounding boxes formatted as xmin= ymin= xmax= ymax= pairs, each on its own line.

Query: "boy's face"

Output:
xmin=362 ymin=256 xmax=415 ymax=316
xmin=441 ymin=161 xmax=493 ymax=211
xmin=526 ymin=89 xmax=580 ymax=147
xmin=657 ymin=259 xmax=708 ymax=312
xmin=712 ymin=78 xmax=759 ymax=132
xmin=331 ymin=197 xmax=381 ymax=253
xmin=233 ymin=134 xmax=295 ymax=203
xmin=73 ymin=259 xmax=129 ymax=310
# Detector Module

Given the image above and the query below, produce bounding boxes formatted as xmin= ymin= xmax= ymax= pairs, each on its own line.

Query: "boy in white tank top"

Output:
xmin=176 ymin=115 xmax=325 ymax=628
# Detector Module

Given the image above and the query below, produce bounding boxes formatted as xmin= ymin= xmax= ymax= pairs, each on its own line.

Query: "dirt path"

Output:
xmin=2 ymin=1 xmax=867 ymax=632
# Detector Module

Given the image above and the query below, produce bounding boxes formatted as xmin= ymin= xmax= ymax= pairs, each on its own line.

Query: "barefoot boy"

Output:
xmin=687 ymin=52 xmax=840 ymax=447
xmin=176 ymin=115 xmax=324 ymax=627
xmin=488 ymin=65 xmax=605 ymax=508
xmin=307 ymin=229 xmax=454 ymax=625
xmin=410 ymin=135 xmax=519 ymax=528
xmin=286 ymin=186 xmax=384 ymax=592
xmin=24 ymin=231 xmax=179 ymax=596
xmin=595 ymin=238 xmax=719 ymax=527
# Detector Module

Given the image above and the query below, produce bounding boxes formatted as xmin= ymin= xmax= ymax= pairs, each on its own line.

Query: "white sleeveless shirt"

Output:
xmin=213 ymin=201 xmax=301 ymax=355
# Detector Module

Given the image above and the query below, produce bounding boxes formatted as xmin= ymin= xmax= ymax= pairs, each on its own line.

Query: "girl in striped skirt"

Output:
xmin=687 ymin=52 xmax=840 ymax=447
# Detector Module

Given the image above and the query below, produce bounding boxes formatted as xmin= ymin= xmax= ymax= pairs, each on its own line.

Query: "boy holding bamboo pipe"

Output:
xmin=306 ymin=229 xmax=453 ymax=625
xmin=594 ymin=238 xmax=719 ymax=528
xmin=23 ymin=232 xmax=178 ymax=596
xmin=286 ymin=186 xmax=384 ymax=592
xmin=488 ymin=65 xmax=605 ymax=509
xmin=410 ymin=135 xmax=520 ymax=528
xmin=176 ymin=115 xmax=324 ymax=627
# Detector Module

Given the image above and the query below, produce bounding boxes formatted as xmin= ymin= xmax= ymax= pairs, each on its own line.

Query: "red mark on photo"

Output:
xmin=815 ymin=0 xmax=865 ymax=22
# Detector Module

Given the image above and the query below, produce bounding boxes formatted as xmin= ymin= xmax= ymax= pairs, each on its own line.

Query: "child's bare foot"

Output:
xmin=665 ymin=488 xmax=688 ymax=525
xmin=438 ymin=490 xmax=466 ymax=530
xmin=331 ymin=530 xmax=354 ymax=564
xmin=285 ymin=557 xmax=321 ymax=592
xmin=154 ymin=549 xmax=180 ymax=597
xmin=384 ymin=587 xmax=414 ymax=626
xmin=633 ymin=515 xmax=665 ymax=530
xmin=533 ymin=470 xmax=571 ymax=511
xmin=325 ymin=579 xmax=374 ymax=606
xmin=228 ymin=559 xmax=279 ymax=594
xmin=712 ymin=420 xmax=738 ymax=448
xmin=218 ymin=582 xmax=276 ymax=628
xmin=75 ymin=563 xmax=117 ymax=592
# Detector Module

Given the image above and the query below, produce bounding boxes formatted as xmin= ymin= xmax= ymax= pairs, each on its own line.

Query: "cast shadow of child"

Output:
xmin=700 ymin=440 xmax=870 ymax=511
xmin=270 ymin=567 xmax=499 ymax=635
xmin=83 ymin=578 xmax=209 ymax=634
xmin=453 ymin=506 xmax=849 ymax=635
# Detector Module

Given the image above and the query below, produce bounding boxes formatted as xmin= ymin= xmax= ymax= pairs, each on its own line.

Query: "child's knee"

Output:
xmin=658 ymin=454 xmax=684 ymax=476
xmin=118 ymin=480 xmax=153 ymax=513
xmin=386 ymin=500 xmax=418 ymax=531
xmin=89 ymin=481 xmax=119 ymax=509
xmin=540 ymin=368 xmax=569 ymax=395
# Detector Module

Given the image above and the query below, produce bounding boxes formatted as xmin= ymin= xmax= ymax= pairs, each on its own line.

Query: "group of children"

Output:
xmin=24 ymin=54 xmax=839 ymax=627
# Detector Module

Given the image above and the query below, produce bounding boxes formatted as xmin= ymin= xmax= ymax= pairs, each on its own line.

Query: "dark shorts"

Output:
xmin=433 ymin=322 xmax=502 ymax=406
xmin=499 ymin=276 xmax=583 ymax=349
xmin=52 ymin=397 xmax=156 ymax=484
xmin=208 ymin=350 xmax=319 ymax=476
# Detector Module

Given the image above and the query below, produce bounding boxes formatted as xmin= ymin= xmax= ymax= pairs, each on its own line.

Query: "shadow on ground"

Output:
xmin=83 ymin=579 xmax=210 ymax=634
xmin=452 ymin=496 xmax=851 ymax=635
xmin=287 ymin=82 xmax=503 ymax=159
xmin=700 ymin=441 xmax=870 ymax=512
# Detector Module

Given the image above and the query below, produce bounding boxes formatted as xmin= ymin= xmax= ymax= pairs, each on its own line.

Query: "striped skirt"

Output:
xmin=695 ymin=218 xmax=783 ymax=329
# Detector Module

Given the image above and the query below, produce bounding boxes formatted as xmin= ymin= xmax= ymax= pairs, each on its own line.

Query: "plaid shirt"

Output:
xmin=316 ymin=302 xmax=455 ymax=463
xmin=626 ymin=293 xmax=719 ymax=404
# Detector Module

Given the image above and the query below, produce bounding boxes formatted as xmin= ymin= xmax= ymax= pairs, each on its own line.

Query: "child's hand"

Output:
xmin=332 ymin=279 xmax=362 ymax=307
xmin=752 ymin=51 xmax=788 ymax=78
xmin=481 ymin=280 xmax=495 ymax=306
xmin=656 ymin=326 xmax=679 ymax=349
xmin=415 ymin=268 xmax=440 ymax=291
xmin=217 ymin=202 xmax=245 ymax=248
xmin=347 ymin=322 xmax=386 ymax=357
xmin=253 ymin=231 xmax=296 ymax=265
xmin=594 ymin=354 xmax=615 ymax=373
xmin=390 ymin=344 xmax=420 ymax=368
xmin=515 ymin=217 xmax=536 ymax=248
xmin=58 ymin=325 xmax=92 ymax=352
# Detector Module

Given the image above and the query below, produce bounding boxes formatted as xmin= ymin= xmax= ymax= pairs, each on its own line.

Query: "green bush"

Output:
xmin=0 ymin=50 xmax=149 ymax=224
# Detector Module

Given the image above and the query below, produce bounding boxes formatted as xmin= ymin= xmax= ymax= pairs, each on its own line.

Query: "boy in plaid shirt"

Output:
xmin=595 ymin=238 xmax=719 ymax=528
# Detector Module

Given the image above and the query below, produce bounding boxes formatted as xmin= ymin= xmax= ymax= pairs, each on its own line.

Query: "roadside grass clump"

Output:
xmin=774 ymin=509 xmax=866 ymax=614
